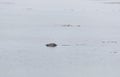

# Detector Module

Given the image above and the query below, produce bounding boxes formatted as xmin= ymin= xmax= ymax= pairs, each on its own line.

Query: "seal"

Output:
xmin=46 ymin=43 xmax=57 ymax=47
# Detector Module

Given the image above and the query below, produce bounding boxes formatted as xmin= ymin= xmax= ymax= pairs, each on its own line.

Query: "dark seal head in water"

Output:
xmin=46 ymin=43 xmax=57 ymax=47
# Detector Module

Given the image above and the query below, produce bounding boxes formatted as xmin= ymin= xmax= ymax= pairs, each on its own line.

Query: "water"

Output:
xmin=0 ymin=0 xmax=120 ymax=77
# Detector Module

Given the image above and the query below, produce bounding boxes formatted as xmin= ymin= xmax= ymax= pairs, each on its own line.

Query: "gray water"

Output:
xmin=0 ymin=0 xmax=120 ymax=77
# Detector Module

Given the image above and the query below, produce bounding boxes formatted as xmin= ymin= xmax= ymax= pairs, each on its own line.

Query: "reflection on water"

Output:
xmin=103 ymin=2 xmax=120 ymax=4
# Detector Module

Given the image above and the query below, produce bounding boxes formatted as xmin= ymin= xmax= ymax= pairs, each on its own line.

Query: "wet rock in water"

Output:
xmin=46 ymin=43 xmax=57 ymax=47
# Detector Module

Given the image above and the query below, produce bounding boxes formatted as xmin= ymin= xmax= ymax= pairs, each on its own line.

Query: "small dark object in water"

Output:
xmin=46 ymin=43 xmax=57 ymax=47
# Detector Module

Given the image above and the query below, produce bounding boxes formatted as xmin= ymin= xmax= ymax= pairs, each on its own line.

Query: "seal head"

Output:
xmin=46 ymin=43 xmax=57 ymax=47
